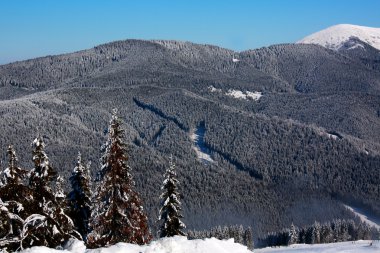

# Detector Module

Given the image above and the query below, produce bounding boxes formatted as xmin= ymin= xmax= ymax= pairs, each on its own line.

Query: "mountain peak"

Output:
xmin=297 ymin=24 xmax=380 ymax=50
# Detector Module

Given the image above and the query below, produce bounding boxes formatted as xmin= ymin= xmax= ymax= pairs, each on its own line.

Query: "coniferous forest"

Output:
xmin=0 ymin=109 xmax=377 ymax=252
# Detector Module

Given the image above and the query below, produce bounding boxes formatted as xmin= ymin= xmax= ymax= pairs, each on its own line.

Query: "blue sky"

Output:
xmin=1 ymin=0 xmax=380 ymax=64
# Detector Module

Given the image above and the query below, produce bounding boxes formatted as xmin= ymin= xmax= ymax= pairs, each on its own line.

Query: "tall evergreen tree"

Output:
xmin=68 ymin=152 xmax=92 ymax=241
xmin=0 ymin=146 xmax=28 ymax=251
xmin=21 ymin=136 xmax=80 ymax=249
xmin=88 ymin=109 xmax=151 ymax=248
xmin=158 ymin=156 xmax=186 ymax=237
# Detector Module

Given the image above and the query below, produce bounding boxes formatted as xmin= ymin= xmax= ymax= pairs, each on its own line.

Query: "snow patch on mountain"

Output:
xmin=208 ymin=86 xmax=262 ymax=101
xmin=226 ymin=89 xmax=262 ymax=101
xmin=297 ymin=24 xmax=380 ymax=51
xmin=208 ymin=85 xmax=222 ymax=93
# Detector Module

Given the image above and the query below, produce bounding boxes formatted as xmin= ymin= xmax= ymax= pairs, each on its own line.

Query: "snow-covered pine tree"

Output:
xmin=243 ymin=226 xmax=254 ymax=250
xmin=288 ymin=223 xmax=298 ymax=245
xmin=68 ymin=152 xmax=92 ymax=241
xmin=0 ymin=146 xmax=28 ymax=251
xmin=55 ymin=176 xmax=66 ymax=206
xmin=1 ymin=146 xmax=27 ymax=186
xmin=0 ymin=198 xmax=24 ymax=250
xmin=87 ymin=109 xmax=151 ymax=248
xmin=22 ymin=136 xmax=80 ymax=249
xmin=158 ymin=155 xmax=186 ymax=238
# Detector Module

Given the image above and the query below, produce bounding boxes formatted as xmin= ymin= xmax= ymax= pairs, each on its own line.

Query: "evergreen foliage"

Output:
xmin=87 ymin=109 xmax=151 ymax=248
xmin=188 ymin=224 xmax=254 ymax=250
xmin=158 ymin=156 xmax=186 ymax=237
xmin=259 ymin=219 xmax=374 ymax=247
xmin=21 ymin=136 xmax=80 ymax=249
xmin=0 ymin=146 xmax=28 ymax=251
xmin=67 ymin=152 xmax=92 ymax=241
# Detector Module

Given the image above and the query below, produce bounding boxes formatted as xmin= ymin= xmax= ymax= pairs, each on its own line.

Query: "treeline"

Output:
xmin=259 ymin=219 xmax=377 ymax=247
xmin=187 ymin=225 xmax=254 ymax=250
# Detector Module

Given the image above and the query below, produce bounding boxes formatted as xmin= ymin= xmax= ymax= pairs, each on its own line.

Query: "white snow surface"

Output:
xmin=208 ymin=85 xmax=222 ymax=93
xmin=226 ymin=89 xmax=262 ymax=101
xmin=344 ymin=204 xmax=380 ymax=230
xmin=256 ymin=240 xmax=380 ymax=253
xmin=19 ymin=236 xmax=252 ymax=253
xmin=190 ymin=130 xmax=214 ymax=163
xmin=18 ymin=238 xmax=380 ymax=253
xmin=297 ymin=24 xmax=380 ymax=50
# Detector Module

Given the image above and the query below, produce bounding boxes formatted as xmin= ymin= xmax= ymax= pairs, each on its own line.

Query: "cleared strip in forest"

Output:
xmin=192 ymin=122 xmax=263 ymax=180
xmin=148 ymin=125 xmax=166 ymax=146
xmin=133 ymin=98 xmax=188 ymax=131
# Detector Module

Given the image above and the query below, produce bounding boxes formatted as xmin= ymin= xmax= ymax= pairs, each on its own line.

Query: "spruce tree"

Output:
xmin=158 ymin=156 xmax=186 ymax=237
xmin=0 ymin=146 xmax=28 ymax=251
xmin=68 ymin=152 xmax=92 ymax=241
xmin=244 ymin=227 xmax=254 ymax=250
xmin=288 ymin=223 xmax=298 ymax=245
xmin=88 ymin=109 xmax=151 ymax=248
xmin=22 ymin=136 xmax=79 ymax=249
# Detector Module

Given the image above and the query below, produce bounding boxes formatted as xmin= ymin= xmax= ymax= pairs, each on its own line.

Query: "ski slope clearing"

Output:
xmin=256 ymin=240 xmax=379 ymax=253
xmin=190 ymin=125 xmax=214 ymax=163
xmin=298 ymin=24 xmax=380 ymax=50
xmin=19 ymin=236 xmax=251 ymax=253
xmin=344 ymin=204 xmax=380 ymax=230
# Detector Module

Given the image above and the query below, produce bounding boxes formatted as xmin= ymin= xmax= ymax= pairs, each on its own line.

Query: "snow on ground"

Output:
xmin=190 ymin=126 xmax=214 ymax=163
xmin=256 ymin=240 xmax=380 ymax=253
xmin=344 ymin=204 xmax=380 ymax=230
xmin=20 ymin=236 xmax=251 ymax=253
xmin=246 ymin=91 xmax=263 ymax=101
xmin=19 ymin=238 xmax=380 ymax=253
xmin=225 ymin=89 xmax=262 ymax=101
xmin=208 ymin=86 xmax=263 ymax=101
xmin=297 ymin=24 xmax=380 ymax=50
xmin=208 ymin=85 xmax=222 ymax=93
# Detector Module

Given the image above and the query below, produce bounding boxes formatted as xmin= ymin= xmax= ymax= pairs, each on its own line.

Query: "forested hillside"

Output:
xmin=0 ymin=39 xmax=379 ymax=240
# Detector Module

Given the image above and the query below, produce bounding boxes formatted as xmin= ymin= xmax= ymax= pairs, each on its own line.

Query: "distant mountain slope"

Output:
xmin=0 ymin=38 xmax=379 ymax=240
xmin=297 ymin=24 xmax=380 ymax=51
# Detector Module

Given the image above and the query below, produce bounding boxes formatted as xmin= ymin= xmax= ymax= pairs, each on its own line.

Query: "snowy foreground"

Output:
xmin=256 ymin=240 xmax=379 ymax=253
xmin=18 ymin=237 xmax=380 ymax=253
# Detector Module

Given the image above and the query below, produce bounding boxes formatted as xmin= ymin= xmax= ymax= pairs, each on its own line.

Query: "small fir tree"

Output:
xmin=67 ymin=152 xmax=92 ymax=241
xmin=88 ymin=109 xmax=151 ymax=248
xmin=158 ymin=156 xmax=186 ymax=237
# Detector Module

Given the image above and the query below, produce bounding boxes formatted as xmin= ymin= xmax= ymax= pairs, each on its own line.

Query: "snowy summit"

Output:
xmin=297 ymin=24 xmax=380 ymax=50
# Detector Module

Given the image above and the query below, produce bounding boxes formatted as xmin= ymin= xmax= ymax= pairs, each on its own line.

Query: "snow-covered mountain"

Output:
xmin=297 ymin=24 xmax=380 ymax=50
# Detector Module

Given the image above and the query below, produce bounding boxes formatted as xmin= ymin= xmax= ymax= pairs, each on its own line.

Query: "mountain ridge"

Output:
xmin=0 ymin=36 xmax=379 ymax=239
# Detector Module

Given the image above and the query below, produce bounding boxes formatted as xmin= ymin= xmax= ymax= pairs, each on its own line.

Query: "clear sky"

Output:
xmin=1 ymin=0 xmax=380 ymax=64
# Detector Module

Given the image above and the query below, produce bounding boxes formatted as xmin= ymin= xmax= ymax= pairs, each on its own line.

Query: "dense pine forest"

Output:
xmin=0 ymin=110 xmax=378 ymax=251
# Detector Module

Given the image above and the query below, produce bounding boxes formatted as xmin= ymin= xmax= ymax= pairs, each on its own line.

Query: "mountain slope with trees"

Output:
xmin=0 ymin=38 xmax=379 ymax=242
